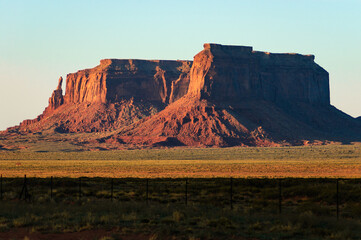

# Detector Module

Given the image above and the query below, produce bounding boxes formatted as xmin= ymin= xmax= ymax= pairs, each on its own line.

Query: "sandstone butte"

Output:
xmin=3 ymin=43 xmax=361 ymax=148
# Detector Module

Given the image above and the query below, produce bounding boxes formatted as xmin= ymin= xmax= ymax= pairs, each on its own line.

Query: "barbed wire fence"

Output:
xmin=1 ymin=175 xmax=361 ymax=220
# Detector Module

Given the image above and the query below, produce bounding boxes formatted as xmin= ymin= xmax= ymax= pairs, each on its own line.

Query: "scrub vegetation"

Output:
xmin=0 ymin=144 xmax=360 ymax=178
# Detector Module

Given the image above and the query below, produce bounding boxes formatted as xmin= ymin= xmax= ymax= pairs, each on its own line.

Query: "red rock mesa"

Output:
xmin=6 ymin=44 xmax=361 ymax=147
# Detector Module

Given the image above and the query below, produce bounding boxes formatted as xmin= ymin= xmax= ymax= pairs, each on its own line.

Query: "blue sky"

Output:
xmin=0 ymin=0 xmax=360 ymax=130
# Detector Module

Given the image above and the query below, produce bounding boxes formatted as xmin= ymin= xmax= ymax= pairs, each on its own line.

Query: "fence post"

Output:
xmin=336 ymin=179 xmax=339 ymax=220
xmin=50 ymin=176 xmax=53 ymax=200
xmin=185 ymin=178 xmax=188 ymax=205
xmin=278 ymin=179 xmax=282 ymax=215
xmin=230 ymin=177 xmax=233 ymax=210
xmin=111 ymin=178 xmax=114 ymax=201
xmin=0 ymin=174 xmax=2 ymax=200
xmin=78 ymin=177 xmax=82 ymax=200
xmin=19 ymin=174 xmax=30 ymax=201
xmin=146 ymin=179 xmax=149 ymax=205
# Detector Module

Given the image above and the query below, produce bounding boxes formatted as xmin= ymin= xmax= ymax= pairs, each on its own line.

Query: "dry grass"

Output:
xmin=1 ymin=144 xmax=360 ymax=178
xmin=1 ymin=159 xmax=361 ymax=178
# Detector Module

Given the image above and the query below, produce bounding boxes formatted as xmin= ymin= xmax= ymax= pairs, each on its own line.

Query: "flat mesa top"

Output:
xmin=203 ymin=43 xmax=315 ymax=61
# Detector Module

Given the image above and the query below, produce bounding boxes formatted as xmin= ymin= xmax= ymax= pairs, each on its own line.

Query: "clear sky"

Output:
xmin=0 ymin=0 xmax=360 ymax=130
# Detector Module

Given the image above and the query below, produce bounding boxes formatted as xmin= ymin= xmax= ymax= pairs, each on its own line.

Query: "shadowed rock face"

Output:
xmin=188 ymin=43 xmax=329 ymax=105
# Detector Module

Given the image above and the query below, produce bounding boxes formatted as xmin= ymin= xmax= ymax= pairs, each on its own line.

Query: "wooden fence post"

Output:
xmin=230 ymin=177 xmax=233 ymax=210
xmin=0 ymin=174 xmax=2 ymax=200
xmin=278 ymin=179 xmax=282 ymax=215
xmin=336 ymin=179 xmax=339 ymax=220
xmin=78 ymin=177 xmax=82 ymax=200
xmin=146 ymin=179 xmax=149 ymax=205
xmin=185 ymin=178 xmax=188 ymax=205
xmin=111 ymin=178 xmax=114 ymax=201
xmin=19 ymin=174 xmax=30 ymax=201
xmin=50 ymin=176 xmax=53 ymax=200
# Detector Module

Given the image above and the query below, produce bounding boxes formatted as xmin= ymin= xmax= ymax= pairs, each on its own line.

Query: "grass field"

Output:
xmin=1 ymin=177 xmax=361 ymax=239
xmin=2 ymin=200 xmax=359 ymax=240
xmin=1 ymin=145 xmax=361 ymax=178
xmin=1 ymin=145 xmax=361 ymax=239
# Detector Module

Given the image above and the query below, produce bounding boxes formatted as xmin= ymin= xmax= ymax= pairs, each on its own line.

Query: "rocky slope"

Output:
xmin=3 ymin=43 xmax=361 ymax=148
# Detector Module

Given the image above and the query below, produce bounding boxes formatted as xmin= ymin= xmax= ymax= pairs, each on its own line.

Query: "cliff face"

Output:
xmin=188 ymin=43 xmax=329 ymax=105
xmin=64 ymin=64 xmax=107 ymax=104
xmin=64 ymin=59 xmax=191 ymax=105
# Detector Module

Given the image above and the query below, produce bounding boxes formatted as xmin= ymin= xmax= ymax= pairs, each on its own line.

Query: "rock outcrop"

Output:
xmin=46 ymin=77 xmax=64 ymax=112
xmin=7 ymin=43 xmax=361 ymax=147
xmin=18 ymin=59 xmax=192 ymax=133
xmin=188 ymin=43 xmax=329 ymax=105
xmin=111 ymin=44 xmax=361 ymax=147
